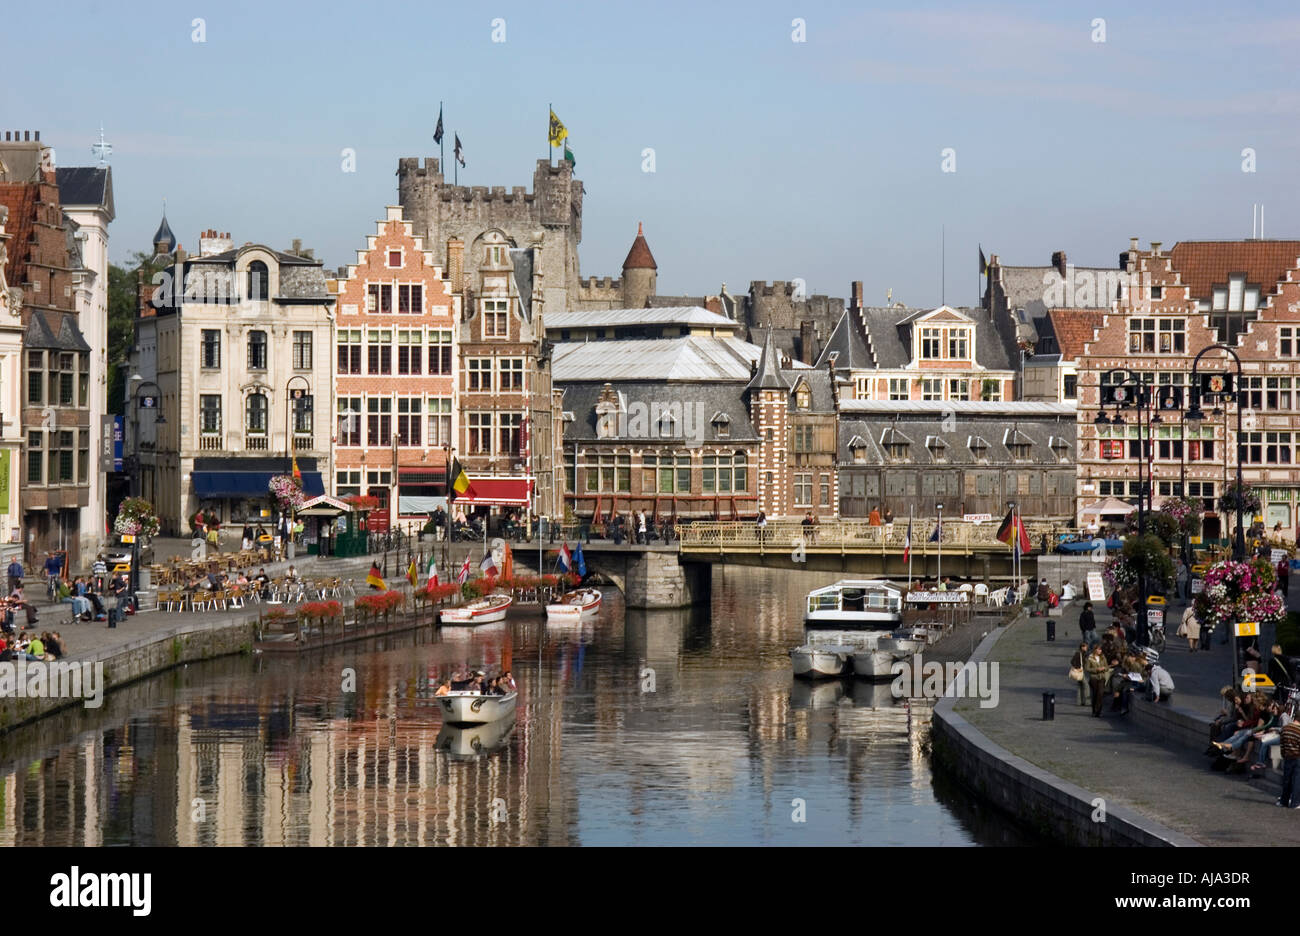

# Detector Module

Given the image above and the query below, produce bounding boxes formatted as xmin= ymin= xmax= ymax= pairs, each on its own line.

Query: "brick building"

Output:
xmin=332 ymin=206 xmax=459 ymax=527
xmin=0 ymin=131 xmax=94 ymax=566
xmin=0 ymin=206 xmax=20 ymax=563
xmin=1077 ymin=238 xmax=1300 ymax=540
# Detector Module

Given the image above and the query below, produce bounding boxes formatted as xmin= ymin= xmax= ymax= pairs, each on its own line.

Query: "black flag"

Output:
xmin=454 ymin=133 xmax=465 ymax=167
xmin=979 ymin=245 xmax=988 ymax=275
xmin=433 ymin=106 xmax=444 ymax=144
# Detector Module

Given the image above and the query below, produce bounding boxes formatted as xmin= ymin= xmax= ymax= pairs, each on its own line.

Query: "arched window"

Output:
xmin=248 ymin=261 xmax=269 ymax=301
xmin=796 ymin=387 xmax=811 ymax=409
xmin=248 ymin=330 xmax=267 ymax=370
xmin=246 ymin=393 xmax=268 ymax=432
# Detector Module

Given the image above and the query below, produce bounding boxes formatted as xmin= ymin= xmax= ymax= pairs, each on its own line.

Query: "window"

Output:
xmin=337 ymin=397 xmax=362 ymax=446
xmin=200 ymin=395 xmax=221 ymax=434
xmin=78 ymin=430 xmax=89 ymax=483
xmin=247 ymin=261 xmax=268 ymax=301
xmin=397 ymin=398 xmax=422 ymax=445
xmin=367 ymin=330 xmax=392 ymax=374
xmin=794 ymin=473 xmax=813 ymax=507
xmin=1210 ymin=274 xmax=1261 ymax=346
xmin=1063 ymin=374 xmax=1077 ymax=399
xmin=886 ymin=441 xmax=910 ymax=459
xmin=948 ymin=378 xmax=970 ymax=401
xmin=397 ymin=331 xmax=423 ymax=375
xmin=796 ymin=387 xmax=811 ymax=409
xmin=948 ymin=330 xmax=969 ymax=359
xmin=499 ymin=412 xmax=522 ymax=455
xmin=1100 ymin=440 xmax=1123 ymax=459
xmin=51 ymin=430 xmax=74 ymax=482
xmin=27 ymin=350 xmax=43 ymax=404
xmin=202 ymin=330 xmax=221 ymax=368
xmin=246 ymin=393 xmax=268 ymax=433
xmin=468 ymin=413 xmax=492 ymax=454
xmin=368 ymin=283 xmax=393 ymax=313
xmin=920 ymin=327 xmax=941 ymax=359
xmin=388 ymin=250 xmax=401 ymax=268
xmin=1243 ymin=431 xmax=1293 ymax=465
xmin=426 ymin=398 xmax=452 ymax=447
xmin=820 ymin=475 xmax=831 ymax=507
xmin=487 ymin=245 xmax=505 ymax=266
xmin=1127 ymin=318 xmax=1185 ymax=354
xmin=1266 ymin=377 xmax=1293 ymax=411
xmin=888 ymin=378 xmax=908 ymax=401
xmin=853 ymin=376 xmax=871 ymax=399
xmin=467 ymin=358 xmax=492 ymax=391
xmin=794 ymin=425 xmax=815 ymax=452
xmin=398 ymin=284 xmax=422 ymax=313
xmin=499 ymin=358 xmax=525 ymax=392
xmin=1282 ymin=327 xmax=1300 ymax=358
xmin=367 ymin=397 xmax=392 ymax=446
xmin=337 ymin=329 xmax=362 ymax=374
xmin=336 ymin=470 xmax=362 ymax=498
xmin=428 ymin=330 xmax=453 ymax=374
xmin=53 ymin=353 xmax=75 ymax=405
xmin=483 ymin=299 xmax=509 ymax=338
xmin=27 ymin=431 xmax=42 ymax=483
xmin=293 ymin=331 xmax=312 ymax=370
xmin=79 ymin=353 xmax=89 ymax=406
xmin=921 ymin=378 xmax=942 ymax=401
xmin=1150 ymin=285 xmax=1163 ymax=300
xmin=248 ymin=330 xmax=268 ymax=370
xmin=293 ymin=394 xmax=313 ymax=434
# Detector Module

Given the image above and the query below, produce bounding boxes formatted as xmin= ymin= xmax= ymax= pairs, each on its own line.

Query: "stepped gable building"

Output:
xmin=1077 ymin=237 xmax=1300 ymax=540
xmin=836 ymin=400 xmax=1077 ymax=523
xmin=0 ymin=131 xmax=94 ymax=567
xmin=137 ymin=220 xmax=334 ymax=534
xmin=1021 ymin=308 xmax=1106 ymax=404
xmin=331 ymin=206 xmax=459 ymax=527
xmin=817 ymin=281 xmax=1020 ymax=405
xmin=0 ymin=206 xmax=20 ymax=562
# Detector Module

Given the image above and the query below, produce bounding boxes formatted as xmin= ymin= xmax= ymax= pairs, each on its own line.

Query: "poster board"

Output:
xmin=1086 ymin=571 xmax=1106 ymax=602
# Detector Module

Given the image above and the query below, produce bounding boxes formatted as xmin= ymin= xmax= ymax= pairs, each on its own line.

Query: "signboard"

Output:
xmin=1086 ymin=572 xmax=1106 ymax=602
xmin=1147 ymin=608 xmax=1164 ymax=627
xmin=1191 ymin=578 xmax=1204 ymax=595
xmin=962 ymin=513 xmax=992 ymax=524
xmin=114 ymin=416 xmax=123 ymax=471
xmin=367 ymin=508 xmax=391 ymax=533
xmin=121 ymin=534 xmax=136 ymax=544
xmin=1243 ymin=673 xmax=1275 ymax=691
xmin=906 ymin=591 xmax=968 ymax=604
xmin=1271 ymin=549 xmax=1288 ymax=566
xmin=1234 ymin=621 xmax=1260 ymax=637
xmin=0 ymin=449 xmax=9 ymax=510
xmin=100 ymin=415 xmax=124 ymax=474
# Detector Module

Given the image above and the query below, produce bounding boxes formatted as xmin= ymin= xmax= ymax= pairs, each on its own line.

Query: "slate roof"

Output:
xmin=782 ymin=364 xmax=835 ymax=413
xmin=181 ymin=246 xmax=328 ymax=299
xmin=152 ymin=213 xmax=176 ymax=253
xmin=1167 ymin=241 xmax=1300 ymax=302
xmin=553 ymin=336 xmax=777 ymax=382
xmin=25 ymin=310 xmax=91 ymax=351
xmin=746 ymin=330 xmax=789 ymax=391
xmin=819 ymin=305 xmax=1019 ymax=372
xmin=55 ymin=166 xmax=114 ymax=220
xmin=561 ymin=382 xmax=759 ymax=443
xmin=511 ymin=247 xmax=533 ymax=320
xmin=996 ymin=264 xmax=1120 ymax=315
xmin=816 ymin=309 xmax=874 ymax=370
xmin=838 ymin=414 xmax=1075 ymax=465
xmin=622 ymin=223 xmax=657 ymax=270
xmin=547 ymin=306 xmax=734 ymax=331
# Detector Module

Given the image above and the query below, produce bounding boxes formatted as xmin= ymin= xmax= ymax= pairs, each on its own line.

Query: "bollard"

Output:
xmin=1045 ymin=617 xmax=1056 ymax=642
xmin=1042 ymin=691 xmax=1055 ymax=720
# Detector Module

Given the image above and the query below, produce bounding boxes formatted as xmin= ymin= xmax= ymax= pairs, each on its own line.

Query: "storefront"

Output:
xmin=191 ymin=464 xmax=326 ymax=525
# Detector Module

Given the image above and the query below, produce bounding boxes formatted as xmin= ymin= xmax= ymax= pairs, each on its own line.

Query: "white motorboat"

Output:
xmin=806 ymin=580 xmax=904 ymax=628
xmin=851 ymin=647 xmax=906 ymax=680
xmin=546 ymin=588 xmax=602 ymax=622
xmin=436 ymin=711 xmax=517 ymax=757
xmin=437 ymin=690 xmax=518 ymax=725
xmin=439 ymin=593 xmax=514 ymax=625
xmin=791 ymin=644 xmax=855 ymax=679
xmin=878 ymin=634 xmax=927 ymax=655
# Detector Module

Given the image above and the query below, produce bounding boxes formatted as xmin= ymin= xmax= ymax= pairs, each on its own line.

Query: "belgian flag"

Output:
xmin=449 ymin=458 xmax=471 ymax=503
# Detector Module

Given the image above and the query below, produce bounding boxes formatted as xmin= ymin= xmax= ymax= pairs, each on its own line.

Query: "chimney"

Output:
xmin=850 ymin=281 xmax=863 ymax=308
xmin=447 ymin=238 xmax=464 ymax=293
xmin=1051 ymin=251 xmax=1067 ymax=279
xmin=799 ymin=320 xmax=817 ymax=364
xmin=291 ymin=238 xmax=302 ymax=255
xmin=34 ymin=131 xmax=39 ymax=141
xmin=1150 ymin=241 xmax=1162 ymax=256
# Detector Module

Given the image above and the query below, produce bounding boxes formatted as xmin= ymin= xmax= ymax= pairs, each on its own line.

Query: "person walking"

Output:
xmin=1276 ymin=717 xmax=1300 ymax=808
xmin=5 ymin=557 xmax=22 ymax=597
xmin=1085 ymin=645 xmax=1111 ymax=717
xmin=1071 ymin=643 xmax=1091 ymax=707
xmin=755 ymin=509 xmax=767 ymax=544
xmin=636 ymin=510 xmax=648 ymax=546
xmin=1180 ymin=604 xmax=1201 ymax=652
xmin=1079 ymin=601 xmax=1098 ymax=647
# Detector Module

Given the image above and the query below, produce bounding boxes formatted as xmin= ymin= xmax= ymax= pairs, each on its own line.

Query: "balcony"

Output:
xmin=293 ymin=433 xmax=313 ymax=452
xmin=199 ymin=433 xmax=223 ymax=451
xmin=245 ymin=433 xmax=269 ymax=451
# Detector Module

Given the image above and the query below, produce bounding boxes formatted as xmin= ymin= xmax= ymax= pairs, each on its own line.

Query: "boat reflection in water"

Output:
xmin=436 ymin=712 xmax=518 ymax=758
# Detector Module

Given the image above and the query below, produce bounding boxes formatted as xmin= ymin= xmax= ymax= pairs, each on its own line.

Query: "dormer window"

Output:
xmin=658 ymin=410 xmax=678 ymax=438
xmin=848 ymin=435 xmax=868 ymax=465
xmin=968 ymin=435 xmax=990 ymax=462
xmin=1049 ymin=436 xmax=1071 ymax=463
xmin=247 ymin=261 xmax=268 ymax=301
xmin=1005 ymin=427 xmax=1033 ymax=461
xmin=948 ymin=329 xmax=969 ymax=359
xmin=796 ymin=386 xmax=811 ymax=410
xmin=711 ymin=411 xmax=731 ymax=439
xmin=920 ymin=327 xmax=941 ymax=359
xmin=926 ymin=435 xmax=948 ymax=462
xmin=880 ymin=426 xmax=912 ymax=461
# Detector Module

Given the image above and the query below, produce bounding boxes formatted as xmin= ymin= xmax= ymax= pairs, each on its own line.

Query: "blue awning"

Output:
xmin=193 ymin=471 xmax=325 ymax=499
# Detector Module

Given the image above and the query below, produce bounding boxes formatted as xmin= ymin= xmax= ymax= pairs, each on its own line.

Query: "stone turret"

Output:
xmin=621 ymin=222 xmax=658 ymax=309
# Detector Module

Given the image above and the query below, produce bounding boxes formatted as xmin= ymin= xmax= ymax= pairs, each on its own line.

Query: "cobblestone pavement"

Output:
xmin=957 ymin=597 xmax=1300 ymax=846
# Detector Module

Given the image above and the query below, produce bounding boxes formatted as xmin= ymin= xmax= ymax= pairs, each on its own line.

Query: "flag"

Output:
xmin=979 ymin=245 xmax=988 ymax=275
xmin=995 ymin=508 xmax=1016 ymax=545
xmin=426 ymin=555 xmax=438 ymax=588
xmin=564 ymin=143 xmax=575 ymax=169
xmin=448 ymin=458 xmax=471 ymax=503
xmin=433 ymin=105 xmax=444 ymax=144
xmin=557 ymin=542 xmax=571 ymax=572
xmin=457 ymin=556 xmax=471 ymax=585
xmin=292 ymin=455 xmax=301 ymax=484
xmin=996 ymin=508 xmax=1032 ymax=556
xmin=575 ymin=543 xmax=586 ymax=578
xmin=549 ymin=109 xmax=568 ymax=147
xmin=480 ymin=552 xmax=497 ymax=577
xmin=366 ymin=566 xmax=386 ymax=590
xmin=406 ymin=558 xmax=418 ymax=587
xmin=454 ymin=133 xmax=465 ymax=168
xmin=903 ymin=517 xmax=912 ymax=563
xmin=928 ymin=515 xmax=941 ymax=543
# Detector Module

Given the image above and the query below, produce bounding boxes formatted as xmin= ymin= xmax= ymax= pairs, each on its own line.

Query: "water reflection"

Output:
xmin=0 ymin=566 xmax=1023 ymax=846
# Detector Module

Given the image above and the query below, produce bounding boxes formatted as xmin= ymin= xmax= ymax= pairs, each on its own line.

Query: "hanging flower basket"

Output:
xmin=269 ymin=474 xmax=305 ymax=513
xmin=1194 ymin=558 xmax=1282 ymax=634
xmin=114 ymin=497 xmax=160 ymax=538
xmin=1219 ymin=481 xmax=1261 ymax=517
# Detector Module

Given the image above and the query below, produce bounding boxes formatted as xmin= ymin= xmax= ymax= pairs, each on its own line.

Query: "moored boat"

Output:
xmin=546 ymin=588 xmax=602 ymax=622
xmin=791 ymin=644 xmax=855 ymax=679
xmin=806 ymin=580 xmax=904 ymax=628
xmin=439 ymin=593 xmax=514 ymax=625
xmin=437 ymin=690 xmax=518 ymax=725
xmin=851 ymin=647 xmax=905 ymax=680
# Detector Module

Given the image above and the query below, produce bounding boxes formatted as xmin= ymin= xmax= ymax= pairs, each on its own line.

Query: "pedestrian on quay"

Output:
xmin=5 ymin=557 xmax=21 ymax=597
xmin=1085 ymin=644 xmax=1111 ymax=717
xmin=1079 ymin=601 xmax=1097 ymax=646
xmin=1276 ymin=718 xmax=1300 ymax=808
xmin=1179 ymin=604 xmax=1201 ymax=652
xmin=1071 ymin=642 xmax=1091 ymax=707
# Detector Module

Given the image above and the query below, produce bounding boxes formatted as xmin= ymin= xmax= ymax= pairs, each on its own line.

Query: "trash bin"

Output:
xmin=1042 ymin=691 xmax=1055 ymax=720
xmin=1046 ymin=618 xmax=1056 ymax=642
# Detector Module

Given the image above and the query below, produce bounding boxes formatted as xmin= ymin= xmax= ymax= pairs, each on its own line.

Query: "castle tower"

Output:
xmin=152 ymin=207 xmax=176 ymax=257
xmin=621 ymin=222 xmax=657 ymax=309
xmin=746 ymin=330 xmax=790 ymax=518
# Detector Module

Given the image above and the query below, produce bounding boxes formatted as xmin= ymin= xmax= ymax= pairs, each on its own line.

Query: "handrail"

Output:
xmin=674 ymin=518 xmax=1062 ymax=551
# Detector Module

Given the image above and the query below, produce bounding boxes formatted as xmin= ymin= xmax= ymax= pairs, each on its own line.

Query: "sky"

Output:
xmin=6 ymin=0 xmax=1299 ymax=308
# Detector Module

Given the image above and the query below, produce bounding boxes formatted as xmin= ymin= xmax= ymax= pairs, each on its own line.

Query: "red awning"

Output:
xmin=457 ymin=477 xmax=533 ymax=507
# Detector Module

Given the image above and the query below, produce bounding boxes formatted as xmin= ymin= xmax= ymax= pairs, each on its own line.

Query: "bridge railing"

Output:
xmin=675 ymin=519 xmax=1062 ymax=552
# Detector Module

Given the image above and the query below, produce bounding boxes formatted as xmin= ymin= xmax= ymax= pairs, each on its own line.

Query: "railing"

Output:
xmin=292 ymin=434 xmax=313 ymax=452
xmin=245 ymin=434 xmax=269 ymax=451
xmin=199 ymin=433 xmax=223 ymax=451
xmin=676 ymin=519 xmax=1062 ymax=552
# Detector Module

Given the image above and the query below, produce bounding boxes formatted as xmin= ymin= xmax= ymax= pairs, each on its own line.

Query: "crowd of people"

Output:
xmin=435 ymin=670 xmax=517 ymax=696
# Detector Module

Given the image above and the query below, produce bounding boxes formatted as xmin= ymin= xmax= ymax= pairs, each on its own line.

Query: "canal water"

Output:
xmin=0 ymin=566 xmax=1026 ymax=846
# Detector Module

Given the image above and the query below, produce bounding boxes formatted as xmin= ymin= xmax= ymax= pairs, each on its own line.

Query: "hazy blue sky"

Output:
xmin=7 ymin=0 xmax=1298 ymax=307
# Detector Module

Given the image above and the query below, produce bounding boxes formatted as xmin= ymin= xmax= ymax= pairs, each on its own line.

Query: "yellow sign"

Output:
xmin=1190 ymin=536 xmax=1202 ymax=545
xmin=121 ymin=534 xmax=136 ymax=544
xmin=1235 ymin=621 xmax=1260 ymax=637
xmin=261 ymin=509 xmax=271 ymax=517
xmin=1146 ymin=595 xmax=1166 ymax=606
xmin=1242 ymin=673 xmax=1275 ymax=691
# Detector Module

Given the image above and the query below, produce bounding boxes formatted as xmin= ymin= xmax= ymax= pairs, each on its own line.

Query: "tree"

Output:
xmin=107 ymin=249 xmax=163 ymax=414
xmin=1121 ymin=533 xmax=1174 ymax=591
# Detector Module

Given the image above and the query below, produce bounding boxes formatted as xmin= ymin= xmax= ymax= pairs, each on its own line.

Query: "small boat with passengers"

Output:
xmin=546 ymin=588 xmax=603 ymax=622
xmin=440 ymin=592 xmax=514 ymax=625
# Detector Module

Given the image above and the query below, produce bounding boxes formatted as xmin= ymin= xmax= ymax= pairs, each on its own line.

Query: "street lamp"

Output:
xmin=1184 ymin=345 xmax=1245 ymax=562
xmin=128 ymin=374 xmax=165 ymax=600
